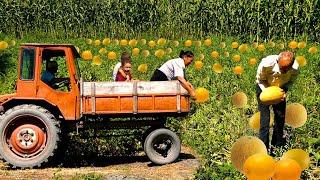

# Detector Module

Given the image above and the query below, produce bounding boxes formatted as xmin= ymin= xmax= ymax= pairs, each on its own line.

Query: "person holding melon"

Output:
xmin=255 ymin=51 xmax=299 ymax=153
xmin=150 ymin=50 xmax=196 ymax=97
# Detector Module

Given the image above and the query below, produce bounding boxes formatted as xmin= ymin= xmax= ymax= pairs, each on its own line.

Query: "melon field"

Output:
xmin=0 ymin=35 xmax=319 ymax=179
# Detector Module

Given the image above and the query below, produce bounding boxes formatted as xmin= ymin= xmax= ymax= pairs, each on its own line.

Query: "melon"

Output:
xmin=259 ymin=86 xmax=284 ymax=105
xmin=231 ymin=136 xmax=268 ymax=173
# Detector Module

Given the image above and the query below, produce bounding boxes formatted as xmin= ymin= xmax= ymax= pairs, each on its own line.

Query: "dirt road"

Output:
xmin=0 ymin=146 xmax=200 ymax=180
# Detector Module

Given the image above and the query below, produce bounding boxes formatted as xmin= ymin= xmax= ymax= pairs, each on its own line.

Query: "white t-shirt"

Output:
xmin=256 ymin=55 xmax=299 ymax=90
xmin=112 ymin=62 xmax=121 ymax=81
xmin=158 ymin=58 xmax=185 ymax=80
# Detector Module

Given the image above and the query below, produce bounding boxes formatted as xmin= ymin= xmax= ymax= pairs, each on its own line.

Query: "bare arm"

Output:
xmin=176 ymin=76 xmax=195 ymax=97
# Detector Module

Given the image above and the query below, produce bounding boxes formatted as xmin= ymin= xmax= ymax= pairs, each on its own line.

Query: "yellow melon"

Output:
xmin=173 ymin=40 xmax=180 ymax=47
xmin=257 ymin=44 xmax=266 ymax=52
xmin=132 ymin=48 xmax=140 ymax=56
xmin=94 ymin=40 xmax=101 ymax=46
xmin=278 ymin=43 xmax=285 ymax=49
xmin=138 ymin=64 xmax=148 ymax=73
xmin=99 ymin=48 xmax=107 ymax=54
xmin=232 ymin=54 xmax=241 ymax=62
xmin=81 ymin=50 xmax=92 ymax=60
xmin=212 ymin=63 xmax=223 ymax=73
xmin=297 ymin=41 xmax=306 ymax=49
xmin=120 ymin=39 xmax=128 ymax=46
xmin=231 ymin=136 xmax=268 ymax=173
xmin=231 ymin=42 xmax=239 ymax=49
xmin=238 ymin=44 xmax=248 ymax=53
xmin=148 ymin=40 xmax=156 ymax=48
xmin=165 ymin=48 xmax=173 ymax=54
xmin=0 ymin=41 xmax=8 ymax=50
xmin=155 ymin=49 xmax=165 ymax=58
xmin=194 ymin=41 xmax=201 ymax=47
xmin=272 ymin=159 xmax=302 ymax=180
xmin=92 ymin=55 xmax=102 ymax=66
xmin=199 ymin=53 xmax=205 ymax=60
xmin=252 ymin=42 xmax=258 ymax=48
xmin=184 ymin=40 xmax=192 ymax=47
xmin=211 ymin=51 xmax=219 ymax=59
xmin=204 ymin=39 xmax=212 ymax=46
xmin=248 ymin=58 xmax=257 ymax=66
xmin=9 ymin=40 xmax=16 ymax=46
xmin=233 ymin=66 xmax=244 ymax=75
xmin=224 ymin=51 xmax=229 ymax=57
xmin=157 ymin=38 xmax=166 ymax=46
xmin=129 ymin=39 xmax=138 ymax=47
xmin=142 ymin=50 xmax=150 ymax=57
xmin=140 ymin=39 xmax=147 ymax=45
xmin=102 ymin=38 xmax=111 ymax=45
xmin=232 ymin=92 xmax=247 ymax=108
xmin=281 ymin=149 xmax=310 ymax=170
xmin=243 ymin=153 xmax=276 ymax=179
xmin=295 ymin=56 xmax=306 ymax=67
xmin=107 ymin=51 xmax=117 ymax=60
xmin=259 ymin=86 xmax=284 ymax=105
xmin=285 ymin=103 xmax=307 ymax=128
xmin=195 ymin=88 xmax=210 ymax=103
xmin=249 ymin=112 xmax=274 ymax=131
xmin=308 ymin=46 xmax=318 ymax=54
xmin=288 ymin=41 xmax=298 ymax=49
xmin=220 ymin=42 xmax=226 ymax=48
xmin=85 ymin=39 xmax=92 ymax=44
xmin=194 ymin=61 xmax=203 ymax=70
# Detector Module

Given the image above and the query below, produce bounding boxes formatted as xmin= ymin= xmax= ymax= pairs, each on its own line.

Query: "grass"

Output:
xmin=0 ymin=34 xmax=319 ymax=179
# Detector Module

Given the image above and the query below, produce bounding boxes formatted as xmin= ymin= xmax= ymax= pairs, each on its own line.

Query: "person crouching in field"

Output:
xmin=150 ymin=50 xmax=196 ymax=97
xmin=256 ymin=51 xmax=299 ymax=153
xmin=113 ymin=52 xmax=132 ymax=82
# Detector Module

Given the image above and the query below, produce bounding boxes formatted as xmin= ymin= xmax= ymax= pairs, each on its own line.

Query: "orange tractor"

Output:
xmin=0 ymin=44 xmax=191 ymax=168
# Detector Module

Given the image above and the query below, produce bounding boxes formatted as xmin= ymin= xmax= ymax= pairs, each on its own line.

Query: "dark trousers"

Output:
xmin=150 ymin=69 xmax=168 ymax=81
xmin=256 ymin=85 xmax=287 ymax=149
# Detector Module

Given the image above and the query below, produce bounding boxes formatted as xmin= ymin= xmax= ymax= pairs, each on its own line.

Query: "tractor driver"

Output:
xmin=41 ymin=61 xmax=69 ymax=89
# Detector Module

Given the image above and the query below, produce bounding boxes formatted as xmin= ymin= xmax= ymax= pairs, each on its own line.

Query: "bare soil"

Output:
xmin=0 ymin=146 xmax=200 ymax=180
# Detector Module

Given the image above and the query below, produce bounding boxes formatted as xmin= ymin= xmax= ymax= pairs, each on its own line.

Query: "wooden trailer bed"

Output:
xmin=80 ymin=81 xmax=190 ymax=115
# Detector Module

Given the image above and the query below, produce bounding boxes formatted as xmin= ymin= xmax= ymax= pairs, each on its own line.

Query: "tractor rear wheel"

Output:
xmin=0 ymin=104 xmax=60 ymax=168
xmin=144 ymin=128 xmax=181 ymax=165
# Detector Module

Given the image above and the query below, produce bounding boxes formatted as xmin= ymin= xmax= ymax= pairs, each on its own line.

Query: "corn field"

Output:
xmin=0 ymin=0 xmax=320 ymax=40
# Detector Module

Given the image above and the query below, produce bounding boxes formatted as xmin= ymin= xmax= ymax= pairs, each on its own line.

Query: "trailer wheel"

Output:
xmin=0 ymin=104 xmax=60 ymax=168
xmin=144 ymin=128 xmax=181 ymax=165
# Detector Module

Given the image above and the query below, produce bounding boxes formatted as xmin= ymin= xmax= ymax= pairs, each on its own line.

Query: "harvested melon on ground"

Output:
xmin=231 ymin=136 xmax=267 ymax=173
xmin=272 ymin=159 xmax=302 ymax=180
xmin=232 ymin=92 xmax=247 ymax=108
xmin=195 ymin=88 xmax=209 ymax=103
xmin=243 ymin=153 xmax=276 ymax=180
xmin=249 ymin=112 xmax=274 ymax=131
xmin=281 ymin=149 xmax=310 ymax=170
xmin=285 ymin=103 xmax=307 ymax=128
xmin=259 ymin=86 xmax=284 ymax=105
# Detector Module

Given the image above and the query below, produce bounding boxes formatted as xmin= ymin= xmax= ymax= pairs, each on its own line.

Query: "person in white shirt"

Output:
xmin=112 ymin=52 xmax=131 ymax=81
xmin=256 ymin=51 xmax=299 ymax=153
xmin=150 ymin=50 xmax=195 ymax=97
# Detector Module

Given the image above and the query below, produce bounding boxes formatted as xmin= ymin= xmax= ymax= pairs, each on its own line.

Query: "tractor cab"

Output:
xmin=15 ymin=44 xmax=81 ymax=120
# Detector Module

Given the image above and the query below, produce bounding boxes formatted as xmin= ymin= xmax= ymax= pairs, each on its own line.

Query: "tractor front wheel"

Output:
xmin=0 ymin=105 xmax=60 ymax=168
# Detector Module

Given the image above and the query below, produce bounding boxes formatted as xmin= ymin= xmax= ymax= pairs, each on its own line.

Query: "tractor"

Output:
xmin=0 ymin=44 xmax=190 ymax=168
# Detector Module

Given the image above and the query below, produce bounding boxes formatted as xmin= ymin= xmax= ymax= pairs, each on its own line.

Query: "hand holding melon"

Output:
xmin=259 ymin=86 xmax=285 ymax=105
